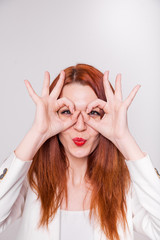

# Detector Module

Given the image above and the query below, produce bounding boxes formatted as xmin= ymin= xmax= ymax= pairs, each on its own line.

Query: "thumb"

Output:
xmin=63 ymin=110 xmax=80 ymax=129
xmin=81 ymin=111 xmax=99 ymax=131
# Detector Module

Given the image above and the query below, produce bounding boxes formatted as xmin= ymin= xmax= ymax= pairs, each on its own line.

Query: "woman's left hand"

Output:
xmin=82 ymin=71 xmax=141 ymax=146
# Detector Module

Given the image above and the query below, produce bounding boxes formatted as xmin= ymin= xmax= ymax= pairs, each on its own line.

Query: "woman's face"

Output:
xmin=58 ymin=83 xmax=100 ymax=161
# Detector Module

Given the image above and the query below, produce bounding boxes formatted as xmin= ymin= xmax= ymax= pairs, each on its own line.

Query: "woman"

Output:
xmin=0 ymin=64 xmax=160 ymax=240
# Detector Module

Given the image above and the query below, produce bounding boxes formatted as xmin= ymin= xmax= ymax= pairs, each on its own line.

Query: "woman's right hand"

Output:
xmin=24 ymin=71 xmax=79 ymax=141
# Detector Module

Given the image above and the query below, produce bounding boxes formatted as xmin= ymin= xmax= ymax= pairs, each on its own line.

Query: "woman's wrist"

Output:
xmin=113 ymin=131 xmax=146 ymax=161
xmin=14 ymin=127 xmax=48 ymax=162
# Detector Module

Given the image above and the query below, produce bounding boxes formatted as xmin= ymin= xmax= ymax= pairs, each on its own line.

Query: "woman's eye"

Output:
xmin=61 ymin=110 xmax=71 ymax=115
xmin=88 ymin=110 xmax=100 ymax=116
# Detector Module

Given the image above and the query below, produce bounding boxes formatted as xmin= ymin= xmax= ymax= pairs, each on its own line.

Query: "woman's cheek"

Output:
xmin=58 ymin=132 xmax=67 ymax=146
xmin=88 ymin=129 xmax=100 ymax=147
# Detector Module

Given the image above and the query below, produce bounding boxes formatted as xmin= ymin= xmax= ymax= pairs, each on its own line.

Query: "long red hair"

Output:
xmin=28 ymin=64 xmax=131 ymax=240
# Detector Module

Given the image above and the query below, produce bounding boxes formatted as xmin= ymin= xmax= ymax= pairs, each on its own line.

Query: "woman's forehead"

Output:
xmin=60 ymin=83 xmax=98 ymax=108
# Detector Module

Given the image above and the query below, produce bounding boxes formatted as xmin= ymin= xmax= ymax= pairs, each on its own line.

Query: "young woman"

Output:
xmin=0 ymin=64 xmax=160 ymax=240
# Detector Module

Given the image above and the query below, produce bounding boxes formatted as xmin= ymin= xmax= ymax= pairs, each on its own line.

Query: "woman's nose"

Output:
xmin=73 ymin=112 xmax=87 ymax=131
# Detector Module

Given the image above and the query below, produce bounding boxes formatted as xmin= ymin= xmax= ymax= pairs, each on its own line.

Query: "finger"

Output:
xmin=62 ymin=110 xmax=80 ymax=130
xmin=55 ymin=97 xmax=75 ymax=113
xmin=41 ymin=71 xmax=50 ymax=97
xmin=86 ymin=99 xmax=108 ymax=113
xmin=50 ymin=70 xmax=65 ymax=99
xmin=81 ymin=111 xmax=99 ymax=131
xmin=124 ymin=85 xmax=141 ymax=109
xmin=115 ymin=73 xmax=123 ymax=100
xmin=24 ymin=80 xmax=39 ymax=104
xmin=103 ymin=71 xmax=114 ymax=102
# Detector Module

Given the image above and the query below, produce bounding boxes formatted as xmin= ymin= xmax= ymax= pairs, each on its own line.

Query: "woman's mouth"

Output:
xmin=72 ymin=137 xmax=87 ymax=146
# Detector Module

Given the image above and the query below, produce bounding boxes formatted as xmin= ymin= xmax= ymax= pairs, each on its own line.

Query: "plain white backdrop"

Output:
xmin=0 ymin=0 xmax=160 ymax=239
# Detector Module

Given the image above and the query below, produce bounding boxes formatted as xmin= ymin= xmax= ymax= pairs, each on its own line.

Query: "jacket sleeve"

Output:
xmin=125 ymin=154 xmax=160 ymax=240
xmin=0 ymin=152 xmax=32 ymax=233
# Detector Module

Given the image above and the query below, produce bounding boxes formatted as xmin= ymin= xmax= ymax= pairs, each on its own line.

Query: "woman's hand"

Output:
xmin=24 ymin=71 xmax=79 ymax=141
xmin=81 ymin=71 xmax=145 ymax=160
xmin=82 ymin=71 xmax=140 ymax=143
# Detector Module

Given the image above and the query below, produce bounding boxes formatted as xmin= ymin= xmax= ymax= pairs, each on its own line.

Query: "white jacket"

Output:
xmin=0 ymin=152 xmax=160 ymax=240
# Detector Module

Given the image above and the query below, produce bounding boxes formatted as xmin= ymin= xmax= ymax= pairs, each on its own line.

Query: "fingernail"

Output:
xmin=24 ymin=80 xmax=28 ymax=85
xmin=104 ymin=71 xmax=109 ymax=79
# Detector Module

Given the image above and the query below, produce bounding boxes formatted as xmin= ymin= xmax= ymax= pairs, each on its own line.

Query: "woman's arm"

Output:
xmin=0 ymin=70 xmax=78 ymax=230
xmin=14 ymin=127 xmax=48 ymax=161
xmin=82 ymin=71 xmax=160 ymax=238
xmin=0 ymin=152 xmax=31 ymax=232
xmin=126 ymin=154 xmax=160 ymax=239
xmin=113 ymin=131 xmax=145 ymax=160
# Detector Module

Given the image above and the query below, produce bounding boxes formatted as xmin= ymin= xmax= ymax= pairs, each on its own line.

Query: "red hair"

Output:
xmin=28 ymin=63 xmax=131 ymax=240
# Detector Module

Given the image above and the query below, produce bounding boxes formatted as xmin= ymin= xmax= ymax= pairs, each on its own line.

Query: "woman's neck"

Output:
xmin=66 ymin=155 xmax=88 ymax=187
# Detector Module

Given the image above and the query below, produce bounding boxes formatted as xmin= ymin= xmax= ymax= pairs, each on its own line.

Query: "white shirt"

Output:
xmin=60 ymin=209 xmax=94 ymax=240
xmin=0 ymin=152 xmax=160 ymax=240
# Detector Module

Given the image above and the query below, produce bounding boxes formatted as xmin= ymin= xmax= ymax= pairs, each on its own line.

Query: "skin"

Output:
xmin=58 ymin=83 xmax=101 ymax=186
xmin=58 ymin=83 xmax=105 ymax=210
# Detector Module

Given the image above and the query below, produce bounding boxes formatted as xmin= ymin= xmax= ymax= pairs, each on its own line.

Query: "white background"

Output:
xmin=0 ymin=0 xmax=160 ymax=239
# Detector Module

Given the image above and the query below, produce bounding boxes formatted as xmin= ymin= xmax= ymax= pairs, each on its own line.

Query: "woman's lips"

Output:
xmin=72 ymin=137 xmax=87 ymax=146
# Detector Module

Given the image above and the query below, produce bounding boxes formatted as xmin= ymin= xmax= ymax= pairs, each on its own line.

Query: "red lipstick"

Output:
xmin=72 ymin=137 xmax=87 ymax=146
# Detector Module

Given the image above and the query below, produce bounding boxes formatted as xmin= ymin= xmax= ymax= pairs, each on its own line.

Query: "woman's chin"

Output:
xmin=67 ymin=148 xmax=90 ymax=159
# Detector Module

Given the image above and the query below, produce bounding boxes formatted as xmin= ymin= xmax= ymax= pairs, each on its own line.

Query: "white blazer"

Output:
xmin=0 ymin=152 xmax=160 ymax=240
